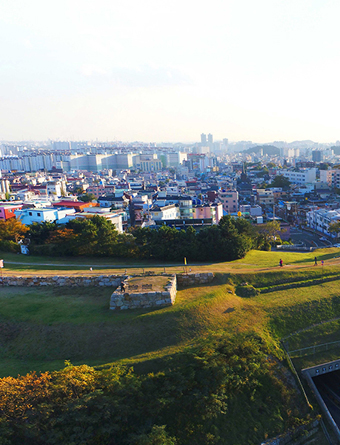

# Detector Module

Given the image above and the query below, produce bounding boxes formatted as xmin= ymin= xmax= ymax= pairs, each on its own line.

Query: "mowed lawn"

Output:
xmin=2 ymin=247 xmax=340 ymax=276
xmin=1 ymin=259 xmax=340 ymax=377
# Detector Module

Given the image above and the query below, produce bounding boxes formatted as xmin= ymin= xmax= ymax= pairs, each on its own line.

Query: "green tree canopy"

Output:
xmin=78 ymin=193 xmax=96 ymax=203
xmin=329 ymin=221 xmax=340 ymax=237
xmin=267 ymin=175 xmax=291 ymax=189
xmin=256 ymin=220 xmax=282 ymax=250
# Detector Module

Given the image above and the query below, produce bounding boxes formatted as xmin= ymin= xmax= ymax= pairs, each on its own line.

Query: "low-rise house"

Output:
xmin=256 ymin=189 xmax=274 ymax=206
xmin=239 ymin=204 xmax=263 ymax=217
xmin=281 ymin=168 xmax=317 ymax=185
xmin=0 ymin=204 xmax=23 ymax=220
xmin=192 ymin=203 xmax=223 ymax=224
xmin=64 ymin=208 xmax=125 ymax=233
xmin=154 ymin=193 xmax=193 ymax=219
xmin=15 ymin=208 xmax=76 ymax=225
xmin=149 ymin=204 xmax=180 ymax=221
xmin=52 ymin=200 xmax=99 ymax=212
xmin=97 ymin=194 xmax=130 ymax=209
xmin=85 ymin=184 xmax=106 ymax=198
xmin=306 ymin=208 xmax=340 ymax=236
xmin=218 ymin=189 xmax=238 ymax=214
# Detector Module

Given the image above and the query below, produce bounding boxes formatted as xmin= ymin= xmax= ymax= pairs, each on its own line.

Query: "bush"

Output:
xmin=29 ymin=244 xmax=56 ymax=256
xmin=0 ymin=240 xmax=20 ymax=253
xmin=236 ymin=284 xmax=260 ymax=298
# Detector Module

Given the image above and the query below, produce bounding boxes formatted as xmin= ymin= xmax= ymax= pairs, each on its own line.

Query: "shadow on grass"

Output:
xmin=0 ymin=285 xmax=188 ymax=376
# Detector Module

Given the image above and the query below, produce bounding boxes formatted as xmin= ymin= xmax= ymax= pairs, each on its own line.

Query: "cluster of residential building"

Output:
xmin=0 ymin=137 xmax=340 ymax=241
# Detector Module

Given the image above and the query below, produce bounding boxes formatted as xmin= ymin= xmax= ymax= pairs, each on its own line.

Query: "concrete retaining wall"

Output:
xmin=0 ymin=275 xmax=124 ymax=287
xmin=176 ymin=272 xmax=214 ymax=287
xmin=110 ymin=275 xmax=177 ymax=310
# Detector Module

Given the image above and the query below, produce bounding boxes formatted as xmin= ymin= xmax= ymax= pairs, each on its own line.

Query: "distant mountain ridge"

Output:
xmin=245 ymin=145 xmax=280 ymax=155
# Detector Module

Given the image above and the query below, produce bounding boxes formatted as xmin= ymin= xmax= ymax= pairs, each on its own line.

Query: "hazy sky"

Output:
xmin=1 ymin=0 xmax=340 ymax=143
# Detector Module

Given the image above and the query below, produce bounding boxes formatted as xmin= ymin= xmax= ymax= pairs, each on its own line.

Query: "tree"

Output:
xmin=65 ymin=215 xmax=119 ymax=256
xmin=28 ymin=221 xmax=58 ymax=245
xmin=46 ymin=228 xmax=77 ymax=255
xmin=329 ymin=221 xmax=340 ymax=239
xmin=318 ymin=163 xmax=330 ymax=170
xmin=134 ymin=425 xmax=177 ymax=444
xmin=78 ymin=193 xmax=96 ymax=203
xmin=256 ymin=221 xmax=282 ymax=249
xmin=196 ymin=216 xmax=254 ymax=262
xmin=267 ymin=175 xmax=291 ymax=189
xmin=0 ymin=218 xmax=29 ymax=242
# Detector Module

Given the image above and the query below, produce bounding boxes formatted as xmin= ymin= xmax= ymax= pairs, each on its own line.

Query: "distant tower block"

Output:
xmin=201 ymin=133 xmax=207 ymax=144
xmin=208 ymin=133 xmax=213 ymax=144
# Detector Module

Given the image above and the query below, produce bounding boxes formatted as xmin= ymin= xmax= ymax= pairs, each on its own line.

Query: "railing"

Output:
xmin=289 ymin=340 xmax=340 ymax=358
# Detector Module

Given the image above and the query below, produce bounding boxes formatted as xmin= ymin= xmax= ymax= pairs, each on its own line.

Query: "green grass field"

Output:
xmin=1 ymin=249 xmax=340 ymax=378
xmin=2 ymin=246 xmax=340 ymax=275
xmin=0 ymin=248 xmax=338 ymax=443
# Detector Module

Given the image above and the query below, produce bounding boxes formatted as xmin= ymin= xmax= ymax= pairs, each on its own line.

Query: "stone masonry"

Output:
xmin=176 ymin=272 xmax=214 ymax=287
xmin=110 ymin=275 xmax=177 ymax=310
xmin=0 ymin=275 xmax=125 ymax=287
xmin=0 ymin=272 xmax=215 ymax=311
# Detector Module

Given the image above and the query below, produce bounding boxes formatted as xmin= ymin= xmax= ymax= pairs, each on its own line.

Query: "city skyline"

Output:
xmin=1 ymin=0 xmax=340 ymax=143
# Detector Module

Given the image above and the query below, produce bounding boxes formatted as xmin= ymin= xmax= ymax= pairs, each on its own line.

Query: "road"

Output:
xmin=289 ymin=227 xmax=331 ymax=248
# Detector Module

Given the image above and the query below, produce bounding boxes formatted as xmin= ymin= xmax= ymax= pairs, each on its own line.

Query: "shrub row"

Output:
xmin=259 ymin=275 xmax=340 ymax=294
xmin=235 ymin=284 xmax=260 ymax=298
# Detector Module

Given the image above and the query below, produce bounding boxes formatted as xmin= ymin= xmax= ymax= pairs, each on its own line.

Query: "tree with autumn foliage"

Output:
xmin=0 ymin=217 xmax=29 ymax=253
xmin=0 ymin=335 xmax=307 ymax=445
xmin=0 ymin=218 xmax=28 ymax=242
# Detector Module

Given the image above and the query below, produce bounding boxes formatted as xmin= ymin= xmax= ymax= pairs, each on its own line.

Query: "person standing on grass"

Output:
xmin=314 ymin=256 xmax=318 ymax=266
xmin=279 ymin=259 xmax=283 ymax=267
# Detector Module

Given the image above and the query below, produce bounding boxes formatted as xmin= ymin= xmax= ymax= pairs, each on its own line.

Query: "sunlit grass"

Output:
xmin=1 ymin=248 xmax=340 ymax=377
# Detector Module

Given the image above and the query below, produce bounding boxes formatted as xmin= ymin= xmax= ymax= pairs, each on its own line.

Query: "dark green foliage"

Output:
xmin=28 ymin=221 xmax=58 ymax=245
xmin=0 ymin=240 xmax=19 ymax=253
xmin=0 ymin=334 xmax=305 ymax=445
xmin=20 ymin=215 xmax=271 ymax=262
xmin=267 ymin=175 xmax=291 ymax=189
xmin=133 ymin=425 xmax=177 ymax=444
xmin=27 ymin=215 xmax=255 ymax=262
xmin=78 ymin=193 xmax=96 ymax=202
xmin=66 ymin=215 xmax=119 ymax=256
xmin=235 ymin=284 xmax=259 ymax=298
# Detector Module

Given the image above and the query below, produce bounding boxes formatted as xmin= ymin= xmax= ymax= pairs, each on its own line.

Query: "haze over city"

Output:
xmin=1 ymin=0 xmax=340 ymax=143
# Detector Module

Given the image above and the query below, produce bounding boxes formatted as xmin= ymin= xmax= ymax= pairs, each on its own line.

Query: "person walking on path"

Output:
xmin=314 ymin=257 xmax=318 ymax=266
xmin=120 ymin=281 xmax=125 ymax=292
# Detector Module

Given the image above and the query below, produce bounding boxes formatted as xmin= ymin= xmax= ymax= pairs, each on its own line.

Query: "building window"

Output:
xmin=29 ymin=212 xmax=32 ymax=216
xmin=37 ymin=213 xmax=41 ymax=217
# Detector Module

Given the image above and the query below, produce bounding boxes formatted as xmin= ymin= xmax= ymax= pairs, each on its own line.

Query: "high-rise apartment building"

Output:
xmin=201 ymin=133 xmax=207 ymax=144
xmin=208 ymin=133 xmax=213 ymax=144
xmin=312 ymin=150 xmax=323 ymax=162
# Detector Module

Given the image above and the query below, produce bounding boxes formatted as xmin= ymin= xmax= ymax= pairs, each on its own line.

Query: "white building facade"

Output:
xmin=306 ymin=208 xmax=340 ymax=236
xmin=281 ymin=168 xmax=317 ymax=185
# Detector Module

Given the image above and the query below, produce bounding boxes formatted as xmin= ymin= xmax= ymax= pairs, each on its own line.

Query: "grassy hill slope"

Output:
xmin=1 ymin=249 xmax=340 ymax=443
